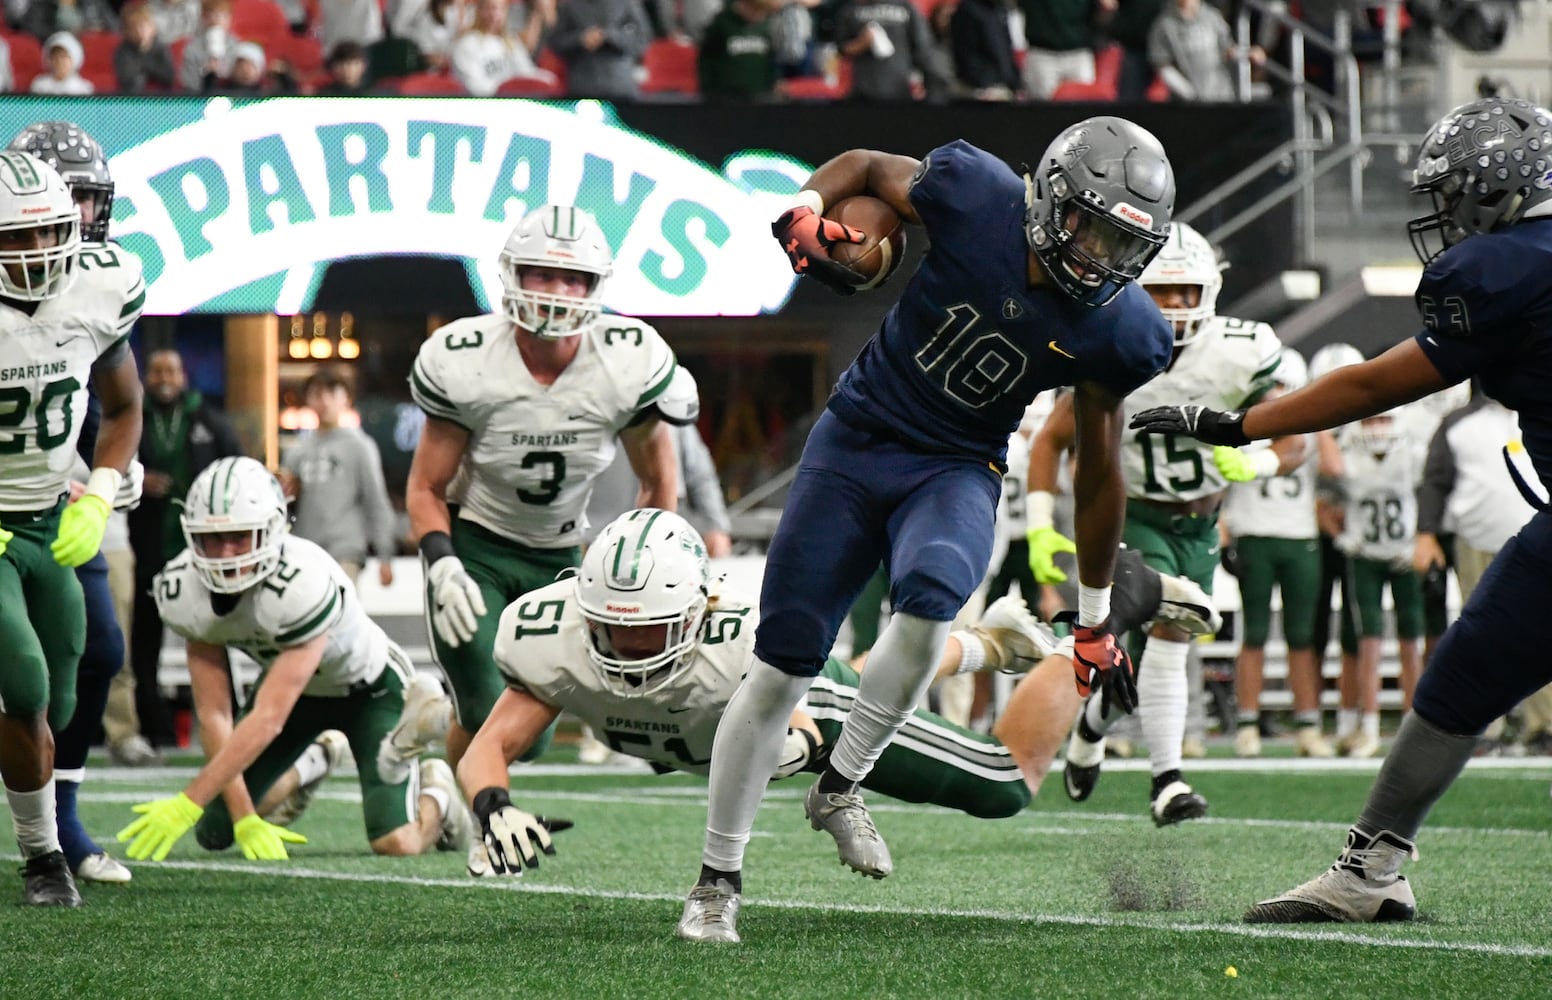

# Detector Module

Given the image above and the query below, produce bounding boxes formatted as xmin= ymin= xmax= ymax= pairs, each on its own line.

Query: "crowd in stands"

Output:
xmin=0 ymin=0 xmax=1394 ymax=102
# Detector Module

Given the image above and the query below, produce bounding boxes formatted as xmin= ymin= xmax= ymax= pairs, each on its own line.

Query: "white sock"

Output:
xmin=702 ymin=660 xmax=812 ymax=873
xmin=1138 ymin=637 xmax=1190 ymax=778
xmin=54 ymin=767 xmax=85 ymax=783
xmin=1338 ymin=708 xmax=1360 ymax=739
xmin=950 ymin=631 xmax=986 ymax=674
xmin=1362 ymin=712 xmax=1380 ymax=741
xmin=827 ymin=613 xmax=952 ymax=783
xmin=293 ymin=742 xmax=330 ymax=787
xmin=8 ymin=781 xmax=61 ymax=858
xmin=421 ymin=785 xmax=451 ymax=823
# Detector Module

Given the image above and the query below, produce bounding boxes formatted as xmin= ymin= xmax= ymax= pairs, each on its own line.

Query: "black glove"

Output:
xmin=1130 ymin=405 xmax=1251 ymax=446
xmin=771 ymin=206 xmax=867 ymax=297
xmin=1058 ymin=612 xmax=1138 ymax=716
xmin=1220 ymin=543 xmax=1244 ymax=579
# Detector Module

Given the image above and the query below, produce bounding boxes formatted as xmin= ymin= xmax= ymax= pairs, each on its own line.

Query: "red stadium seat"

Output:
xmin=641 ymin=39 xmax=697 ymax=95
xmin=231 ymin=0 xmax=291 ymax=45
xmin=78 ymin=30 xmax=118 ymax=76
xmin=4 ymin=31 xmax=43 ymax=91
xmin=536 ymin=47 xmax=566 ymax=89
xmin=495 ymin=75 xmax=565 ymax=97
xmin=392 ymin=71 xmax=467 ymax=95
xmin=169 ymin=36 xmax=189 ymax=88
xmin=1050 ymin=44 xmax=1121 ymax=101
xmin=278 ymin=33 xmax=324 ymax=77
xmin=1146 ymin=73 xmax=1169 ymax=101
xmin=778 ymin=76 xmax=845 ymax=101
xmin=82 ymin=66 xmax=118 ymax=93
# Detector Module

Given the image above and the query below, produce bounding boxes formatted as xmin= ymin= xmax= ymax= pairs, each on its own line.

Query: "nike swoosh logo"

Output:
xmin=666 ymin=706 xmax=694 ymax=714
xmin=1048 ymin=341 xmax=1075 ymax=359
xmin=55 ymin=336 xmax=83 ymax=347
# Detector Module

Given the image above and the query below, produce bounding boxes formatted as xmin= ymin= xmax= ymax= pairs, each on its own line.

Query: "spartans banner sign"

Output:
xmin=0 ymin=97 xmax=812 ymax=316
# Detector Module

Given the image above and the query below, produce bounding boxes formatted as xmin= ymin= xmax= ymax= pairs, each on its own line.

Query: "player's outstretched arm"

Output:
xmin=1069 ymin=381 xmax=1126 ymax=591
xmin=55 ymin=351 xmax=145 ymax=566
xmin=460 ymin=687 xmax=565 ymax=875
xmin=1026 ymin=392 xmax=1078 ymax=584
xmin=621 ymin=418 xmax=678 ymax=513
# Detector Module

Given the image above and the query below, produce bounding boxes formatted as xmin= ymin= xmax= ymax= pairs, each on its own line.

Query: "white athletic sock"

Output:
xmin=53 ymin=767 xmax=85 ymax=784
xmin=1138 ymin=637 xmax=1190 ymax=778
xmin=950 ymin=631 xmax=986 ymax=674
xmin=702 ymin=659 xmax=812 ymax=873
xmin=292 ymin=742 xmax=330 ymax=787
xmin=8 ymin=781 xmax=61 ymax=858
xmin=1337 ymin=708 xmax=1359 ymax=739
xmin=827 ymin=613 xmax=952 ymax=784
xmin=1361 ymin=712 xmax=1380 ymax=742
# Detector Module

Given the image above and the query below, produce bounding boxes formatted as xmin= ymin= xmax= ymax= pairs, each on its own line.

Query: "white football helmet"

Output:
xmin=498 ymin=204 xmax=613 ymax=339
xmin=1358 ymin=409 xmax=1402 ymax=455
xmin=0 ymin=150 xmax=81 ymax=301
xmin=1274 ymin=347 xmax=1308 ymax=391
xmin=181 ymin=457 xmax=290 ymax=594
xmin=1139 ymin=222 xmax=1222 ymax=347
xmin=576 ymin=508 xmax=709 ymax=697
xmin=1309 ymin=342 xmax=1365 ymax=382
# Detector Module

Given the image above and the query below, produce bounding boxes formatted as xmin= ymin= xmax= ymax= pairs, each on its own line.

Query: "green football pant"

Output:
xmin=1345 ymin=556 xmax=1425 ymax=640
xmin=427 ymin=518 xmax=573 ymax=758
xmin=1121 ymin=499 xmax=1219 ymax=657
xmin=0 ymin=507 xmax=84 ymax=729
xmin=805 ymin=658 xmax=1029 ymax=819
xmin=196 ymin=657 xmax=419 ymax=847
xmin=1234 ymin=535 xmax=1322 ymax=649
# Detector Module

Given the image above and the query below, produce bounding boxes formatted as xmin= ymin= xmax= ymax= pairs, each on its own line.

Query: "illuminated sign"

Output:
xmin=0 ymin=97 xmax=811 ymax=316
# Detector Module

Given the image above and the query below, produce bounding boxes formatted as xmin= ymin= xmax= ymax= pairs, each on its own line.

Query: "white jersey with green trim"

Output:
xmin=1222 ymin=441 xmax=1317 ymax=540
xmin=154 ymin=535 xmax=394 ymax=697
xmin=492 ymin=578 xmax=754 ymax=775
xmin=409 ymin=314 xmax=677 ymax=548
xmin=1335 ymin=442 xmax=1419 ymax=563
xmin=1121 ymin=316 xmax=1282 ymax=504
xmin=0 ymin=244 xmax=145 ymax=510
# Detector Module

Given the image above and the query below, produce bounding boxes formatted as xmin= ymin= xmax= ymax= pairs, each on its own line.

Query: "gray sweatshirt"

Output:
xmin=283 ymin=426 xmax=398 ymax=566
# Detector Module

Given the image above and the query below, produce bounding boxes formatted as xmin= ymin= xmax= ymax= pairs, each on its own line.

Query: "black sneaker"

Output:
xmin=21 ymin=850 xmax=82 ymax=907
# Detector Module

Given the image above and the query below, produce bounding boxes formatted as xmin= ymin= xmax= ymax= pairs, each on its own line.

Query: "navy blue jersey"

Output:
xmin=826 ymin=140 xmax=1173 ymax=462
xmin=1413 ymin=219 xmax=1552 ymax=493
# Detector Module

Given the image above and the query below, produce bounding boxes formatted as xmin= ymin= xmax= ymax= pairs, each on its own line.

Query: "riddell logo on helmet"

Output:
xmin=1112 ymin=202 xmax=1152 ymax=227
xmin=606 ymin=602 xmax=642 ymax=613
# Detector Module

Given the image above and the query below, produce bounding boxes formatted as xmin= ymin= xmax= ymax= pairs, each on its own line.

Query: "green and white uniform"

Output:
xmin=0 ymin=247 xmax=143 ymax=728
xmin=1334 ymin=434 xmax=1423 ymax=640
xmin=410 ymin=315 xmax=677 ymax=736
xmin=1222 ymin=440 xmax=1321 ymax=648
xmin=494 ymin=580 xmax=1030 ymax=819
xmin=155 ymin=535 xmax=421 ymax=844
xmin=1121 ymin=316 xmax=1283 ymax=592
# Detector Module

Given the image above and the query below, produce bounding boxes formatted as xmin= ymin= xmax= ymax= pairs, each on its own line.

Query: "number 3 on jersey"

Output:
xmin=915 ymin=304 xmax=1029 ymax=409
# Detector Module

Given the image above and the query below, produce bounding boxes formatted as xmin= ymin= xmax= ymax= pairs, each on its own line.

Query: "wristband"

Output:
xmin=1077 ymin=584 xmax=1112 ymax=628
xmin=471 ymin=786 xmax=512 ymax=826
xmin=85 ymin=466 xmax=123 ymax=504
xmin=1249 ymin=448 xmax=1282 ymax=479
xmin=786 ymin=189 xmax=825 ymax=215
xmin=1025 ymin=490 xmax=1055 ymax=530
xmin=419 ymin=529 xmax=455 ymax=566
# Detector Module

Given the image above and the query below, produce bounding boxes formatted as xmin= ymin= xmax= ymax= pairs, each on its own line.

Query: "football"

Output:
xmin=826 ymin=195 xmax=907 ymax=290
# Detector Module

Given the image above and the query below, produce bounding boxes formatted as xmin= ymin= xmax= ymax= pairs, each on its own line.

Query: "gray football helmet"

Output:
xmin=8 ymin=121 xmax=114 ymax=244
xmin=1024 ymin=116 xmax=1175 ymax=306
xmin=1408 ymin=97 xmax=1552 ymax=264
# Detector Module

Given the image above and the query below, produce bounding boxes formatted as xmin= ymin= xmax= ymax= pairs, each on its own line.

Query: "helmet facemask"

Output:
xmin=0 ymin=214 xmax=79 ymax=301
xmin=498 ymin=257 xmax=605 ymax=339
xmin=1407 ymin=170 xmax=1472 ymax=264
xmin=1358 ymin=413 xmax=1400 ymax=458
xmin=1140 ymin=222 xmax=1221 ymax=346
xmin=184 ymin=520 xmax=286 ymax=594
xmin=180 ymin=457 xmax=290 ymax=594
xmin=1028 ymin=172 xmax=1167 ymax=307
xmin=67 ymin=178 xmax=114 ymax=244
xmin=497 ymin=204 xmax=614 ymax=339
xmin=583 ymin=591 xmax=709 ymax=697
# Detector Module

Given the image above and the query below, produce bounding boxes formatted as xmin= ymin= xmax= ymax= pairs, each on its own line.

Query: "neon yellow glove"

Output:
xmin=0 ymin=524 xmax=12 ymax=559
xmin=52 ymin=495 xmax=111 ymax=566
xmin=1212 ymin=445 xmax=1280 ymax=483
xmin=1026 ymin=526 xmax=1077 ymax=584
xmin=117 ymin=792 xmax=203 ymax=861
xmin=233 ymin=814 xmax=309 ymax=861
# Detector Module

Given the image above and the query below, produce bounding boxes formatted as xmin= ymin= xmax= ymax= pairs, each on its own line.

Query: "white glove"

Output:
xmin=114 ymin=458 xmax=145 ymax=511
xmin=771 ymin=726 xmax=820 ymax=780
xmin=483 ymin=804 xmax=555 ymax=874
xmin=427 ymin=556 xmax=486 ymax=647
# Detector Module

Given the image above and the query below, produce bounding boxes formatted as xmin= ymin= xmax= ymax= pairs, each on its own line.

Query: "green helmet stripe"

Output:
xmin=608 ymin=509 xmax=662 ymax=585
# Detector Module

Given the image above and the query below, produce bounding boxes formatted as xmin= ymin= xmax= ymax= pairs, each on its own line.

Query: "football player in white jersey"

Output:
xmin=9 ymin=119 xmax=148 ymax=886
xmin=116 ymin=458 xmax=474 ymax=863
xmin=407 ymin=204 xmax=681 ymax=835
xmin=1026 ymin=222 xmax=1290 ymax=825
xmin=1219 ymin=348 xmax=1335 ymax=757
xmin=0 ymin=150 xmax=144 ymax=906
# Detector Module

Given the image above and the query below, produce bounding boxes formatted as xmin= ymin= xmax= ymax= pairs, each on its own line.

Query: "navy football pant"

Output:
xmin=755 ymin=410 xmax=1001 ymax=676
xmin=1413 ymin=510 xmax=1552 ymax=735
xmin=58 ymin=552 xmax=124 ymax=770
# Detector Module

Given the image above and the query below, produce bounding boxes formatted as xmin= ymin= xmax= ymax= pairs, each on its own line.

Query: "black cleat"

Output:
xmin=21 ymin=850 xmax=82 ymax=907
xmin=1062 ymin=713 xmax=1105 ymax=802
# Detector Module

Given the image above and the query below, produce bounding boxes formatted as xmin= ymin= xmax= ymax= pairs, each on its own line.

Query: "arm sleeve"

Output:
xmin=676 ymin=425 xmax=732 ymax=534
xmin=357 ymin=435 xmax=400 ymax=560
xmin=1415 ymin=415 xmax=1459 ymax=535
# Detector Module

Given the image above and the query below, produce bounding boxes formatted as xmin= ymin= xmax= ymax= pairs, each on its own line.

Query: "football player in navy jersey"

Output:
xmin=678 ymin=118 xmax=1177 ymax=943
xmin=1131 ymin=97 xmax=1552 ymax=924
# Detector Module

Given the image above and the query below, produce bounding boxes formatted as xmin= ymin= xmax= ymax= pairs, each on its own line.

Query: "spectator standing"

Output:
xmin=115 ymin=2 xmax=178 ymax=93
xmin=127 ymin=348 xmax=244 ymax=749
xmin=279 ymin=368 xmax=399 ymax=588
xmin=179 ymin=0 xmax=239 ymax=91
xmin=449 ymin=0 xmax=556 ymax=96
xmin=950 ymin=0 xmax=1019 ymax=100
xmin=835 ymin=0 xmax=948 ymax=101
xmin=1148 ymin=0 xmax=1253 ymax=101
xmin=1099 ymin=0 xmax=1163 ymax=99
xmin=548 ymin=0 xmax=653 ymax=98
xmin=697 ymin=0 xmax=782 ymax=100
xmin=1017 ymin=0 xmax=1098 ymax=98
xmin=31 ymin=32 xmax=94 ymax=94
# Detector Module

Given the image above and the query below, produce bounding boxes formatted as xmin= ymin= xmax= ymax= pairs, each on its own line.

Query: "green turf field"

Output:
xmin=8 ymin=753 xmax=1551 ymax=999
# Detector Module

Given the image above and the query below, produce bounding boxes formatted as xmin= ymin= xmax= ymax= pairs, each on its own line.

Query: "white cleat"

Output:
xmin=804 ymin=783 xmax=893 ymax=878
xmin=675 ymin=879 xmax=742 ymax=943
xmin=1235 ymin=725 xmax=1262 ymax=758
xmin=380 ymin=674 xmax=452 ymax=783
xmin=1153 ymin=572 xmax=1222 ymax=635
xmin=1296 ymin=727 xmax=1336 ymax=758
xmin=75 ymin=852 xmax=132 ymax=884
xmin=969 ymin=595 xmax=1057 ymax=673
xmin=266 ymin=729 xmax=349 ymax=827
xmin=1245 ymin=828 xmax=1417 ymax=923
xmin=420 ymin=758 xmax=475 ymax=852
xmin=1340 ymin=732 xmax=1383 ymax=759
